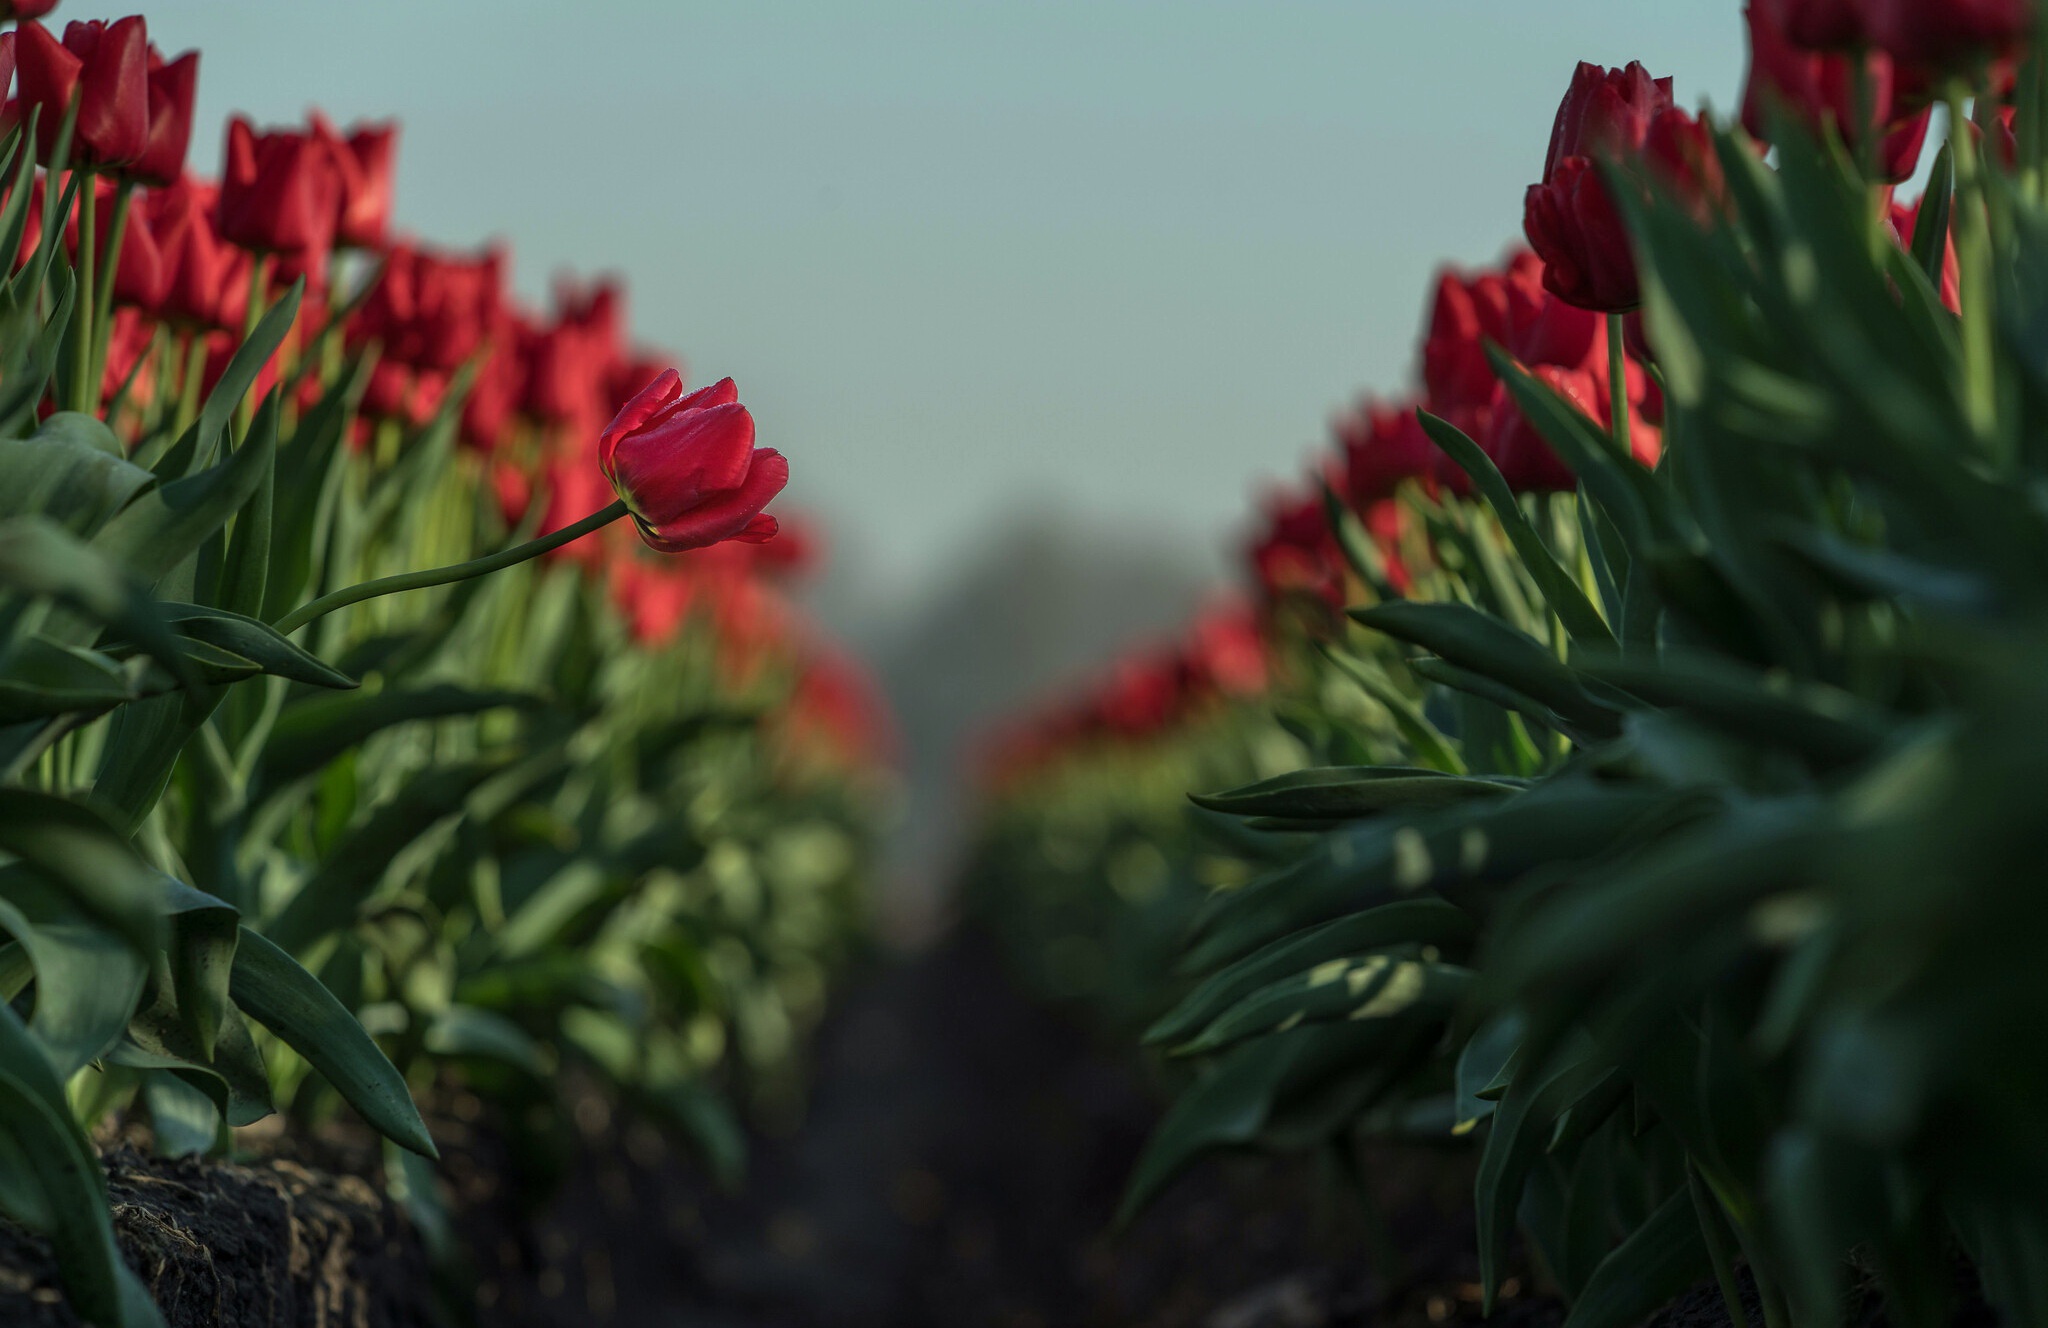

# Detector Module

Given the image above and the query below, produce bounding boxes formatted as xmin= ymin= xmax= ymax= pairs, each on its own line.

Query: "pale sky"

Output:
xmin=153 ymin=1 xmax=1746 ymax=606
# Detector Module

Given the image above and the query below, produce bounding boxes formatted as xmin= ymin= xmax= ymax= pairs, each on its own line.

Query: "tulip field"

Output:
xmin=2 ymin=0 xmax=2047 ymax=1325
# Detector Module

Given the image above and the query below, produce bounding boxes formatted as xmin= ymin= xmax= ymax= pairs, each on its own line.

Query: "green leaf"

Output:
xmin=1476 ymin=1051 xmax=1615 ymax=1307
xmin=1351 ymin=600 xmax=1623 ymax=736
xmin=91 ymin=396 xmax=281 ymax=593
xmin=1910 ymin=142 xmax=1954 ymax=293
xmin=0 ymin=413 xmax=154 ymax=535
xmin=158 ymin=603 xmax=355 ymax=690
xmin=178 ymin=281 xmax=303 ymax=479
xmin=0 ymin=789 xmax=162 ymax=955
xmin=1117 ymin=1021 xmax=1393 ymax=1225
xmin=217 ymin=388 xmax=279 ymax=619
xmin=1560 ymin=1186 xmax=1710 ymax=1328
xmin=227 ymin=926 xmax=436 ymax=1158
xmin=258 ymin=685 xmax=543 ymax=789
xmin=1315 ymin=641 xmax=1467 ymax=774
xmin=1170 ymin=955 xmax=1470 ymax=1057
xmin=1190 ymin=766 xmax=1518 ymax=820
xmin=0 ymin=516 xmax=190 ymax=686
xmin=1454 ymin=1011 xmax=1525 ymax=1131
xmin=263 ymin=354 xmax=366 ymax=621
xmin=1418 ymin=409 xmax=1614 ymax=645
xmin=262 ymin=755 xmax=515 ymax=954
xmin=1486 ymin=345 xmax=1664 ymax=555
xmin=0 ymin=867 xmax=149 ymax=1077
xmin=423 ymin=1005 xmax=545 ymax=1075
xmin=1148 ymin=898 xmax=1474 ymax=1046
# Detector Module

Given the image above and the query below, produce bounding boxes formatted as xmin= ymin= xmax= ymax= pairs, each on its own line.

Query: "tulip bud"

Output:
xmin=215 ymin=115 xmax=343 ymax=275
xmin=331 ymin=120 xmax=398 ymax=250
xmin=129 ymin=45 xmax=196 ymax=185
xmin=17 ymin=17 xmax=149 ymax=168
xmin=146 ymin=176 xmax=244 ymax=332
xmin=1544 ymin=61 xmax=1675 ymax=180
xmin=597 ymin=370 xmax=788 ymax=552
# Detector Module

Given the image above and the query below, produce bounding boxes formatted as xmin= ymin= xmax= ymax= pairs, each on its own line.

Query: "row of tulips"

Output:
xmin=976 ymin=5 xmax=2048 ymax=1327
xmin=0 ymin=8 xmax=891 ymax=1324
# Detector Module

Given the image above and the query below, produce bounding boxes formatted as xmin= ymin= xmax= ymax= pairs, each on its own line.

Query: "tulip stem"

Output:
xmin=1947 ymin=87 xmax=2001 ymax=458
xmin=71 ymin=168 xmax=95 ymax=413
xmin=272 ymin=499 xmax=629 ymax=636
xmin=87 ymin=179 xmax=134 ymax=410
xmin=234 ymin=253 xmax=274 ymax=441
xmin=175 ymin=331 xmax=207 ymax=436
xmin=1606 ymin=312 xmax=1631 ymax=461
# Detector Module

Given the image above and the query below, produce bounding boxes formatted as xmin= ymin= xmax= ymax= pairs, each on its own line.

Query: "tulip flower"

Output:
xmin=1336 ymin=399 xmax=1440 ymax=507
xmin=130 ymin=44 xmax=196 ymax=186
xmin=1248 ymin=487 xmax=1345 ymax=610
xmin=16 ymin=17 xmax=148 ymax=168
xmin=1527 ymin=59 xmax=1715 ymax=314
xmin=322 ymin=117 xmax=398 ymax=251
xmin=1742 ymin=4 xmax=1932 ymax=183
xmin=68 ymin=177 xmax=161 ymax=308
xmin=145 ymin=177 xmax=245 ymax=332
xmin=216 ymin=115 xmax=342 ymax=273
xmin=351 ymin=241 xmax=504 ymax=372
xmin=598 ymin=370 xmax=787 ymax=552
xmin=1863 ymin=0 xmax=2032 ymax=70
xmin=1752 ymin=0 xmax=1868 ymax=48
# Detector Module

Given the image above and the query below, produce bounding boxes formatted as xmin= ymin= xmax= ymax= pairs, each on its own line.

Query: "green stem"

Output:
xmin=1947 ymin=88 xmax=2000 ymax=454
xmin=234 ymin=252 xmax=274 ymax=441
xmin=87 ymin=177 xmax=132 ymax=403
xmin=175 ymin=330 xmax=207 ymax=435
xmin=272 ymin=499 xmax=629 ymax=636
xmin=1607 ymin=311 xmax=1632 ymax=461
xmin=70 ymin=168 xmax=95 ymax=412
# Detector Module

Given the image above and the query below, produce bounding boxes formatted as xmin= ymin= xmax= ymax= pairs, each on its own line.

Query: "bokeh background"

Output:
xmin=158 ymin=1 xmax=1747 ymax=928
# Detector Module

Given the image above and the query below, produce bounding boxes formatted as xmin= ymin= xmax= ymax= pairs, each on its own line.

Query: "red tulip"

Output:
xmin=1743 ymin=4 xmax=1930 ymax=183
xmin=215 ymin=115 xmax=342 ymax=272
xmin=1422 ymin=255 xmax=1544 ymax=416
xmin=16 ymin=17 xmax=148 ymax=169
xmin=1524 ymin=155 xmax=1640 ymax=312
xmin=144 ymin=177 xmax=244 ymax=331
xmin=1336 ymin=398 xmax=1440 ymax=507
xmin=351 ymin=241 xmax=504 ymax=373
xmin=318 ymin=116 xmax=398 ymax=250
xmin=1184 ymin=600 xmax=1269 ymax=699
xmin=1248 ymin=487 xmax=1344 ymax=610
xmin=461 ymin=336 xmax=524 ymax=452
xmin=780 ymin=647 xmax=897 ymax=768
xmin=598 ymin=370 xmax=787 ymax=552
xmin=521 ymin=278 xmax=624 ymax=428
xmin=1543 ymin=61 xmax=1675 ymax=182
xmin=67 ymin=176 xmax=161 ymax=307
xmin=1864 ymin=0 xmax=2032 ymax=69
xmin=608 ymin=557 xmax=699 ymax=646
xmin=129 ymin=44 xmax=196 ymax=185
xmin=1752 ymin=0 xmax=1869 ymax=48
xmin=1483 ymin=363 xmax=1662 ymax=493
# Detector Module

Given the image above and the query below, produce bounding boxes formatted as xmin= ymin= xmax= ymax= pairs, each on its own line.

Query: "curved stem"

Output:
xmin=272 ymin=499 xmax=629 ymax=636
xmin=1606 ymin=312 xmax=1632 ymax=461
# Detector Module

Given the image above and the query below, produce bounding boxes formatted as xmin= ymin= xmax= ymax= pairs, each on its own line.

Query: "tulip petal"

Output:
xmin=639 ymin=449 xmax=789 ymax=553
xmin=611 ymin=402 xmax=757 ymax=520
xmin=598 ymin=367 xmax=683 ymax=476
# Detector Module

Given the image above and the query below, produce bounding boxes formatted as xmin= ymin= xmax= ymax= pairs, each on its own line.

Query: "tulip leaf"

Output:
xmin=217 ymin=388 xmax=280 ymax=619
xmin=258 ymin=684 xmax=544 ymax=789
xmin=1147 ymin=898 xmax=1475 ymax=1047
xmin=0 ymin=789 xmax=162 ymax=956
xmin=0 ymin=414 xmax=154 ymax=535
xmin=227 ymin=926 xmax=436 ymax=1158
xmin=92 ymin=397 xmax=281 ymax=593
xmin=1562 ymin=1186 xmax=1712 ymax=1328
xmin=1911 ymin=143 xmax=1955 ymax=304
xmin=1190 ymin=767 xmax=1519 ymax=820
xmin=263 ymin=353 xmax=367 ymax=622
xmin=1168 ymin=955 xmax=1470 ymax=1058
xmin=0 ymin=866 xmax=150 ymax=1078
xmin=1418 ymin=409 xmax=1614 ymax=646
xmin=179 ymin=282 xmax=303 ymax=479
xmin=423 ymin=1005 xmax=546 ymax=1076
xmin=262 ymin=754 xmax=516 ymax=955
xmin=1351 ymin=600 xmax=1623 ymax=736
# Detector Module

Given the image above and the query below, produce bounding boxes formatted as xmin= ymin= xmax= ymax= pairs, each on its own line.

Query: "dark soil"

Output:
xmin=442 ymin=927 xmax=1559 ymax=1328
xmin=0 ymin=1142 xmax=434 ymax=1327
